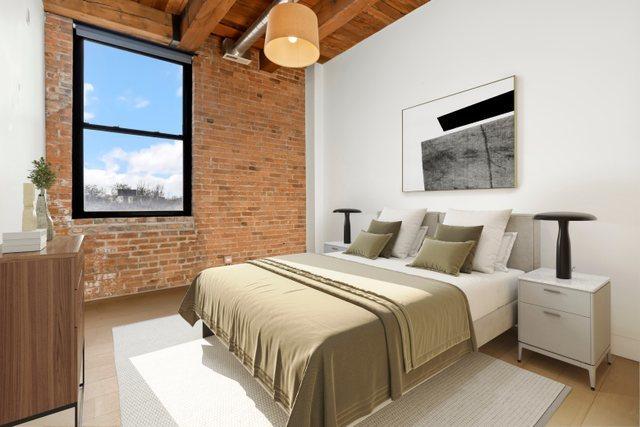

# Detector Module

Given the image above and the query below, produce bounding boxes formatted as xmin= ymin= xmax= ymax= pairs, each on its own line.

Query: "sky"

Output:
xmin=83 ymin=40 xmax=184 ymax=198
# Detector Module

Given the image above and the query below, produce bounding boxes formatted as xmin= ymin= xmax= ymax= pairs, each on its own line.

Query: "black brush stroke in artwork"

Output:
xmin=437 ymin=91 xmax=514 ymax=131
xmin=421 ymin=115 xmax=515 ymax=190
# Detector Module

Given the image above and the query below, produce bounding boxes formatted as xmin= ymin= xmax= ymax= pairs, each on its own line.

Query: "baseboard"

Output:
xmin=612 ymin=334 xmax=640 ymax=362
xmin=85 ymin=284 xmax=189 ymax=306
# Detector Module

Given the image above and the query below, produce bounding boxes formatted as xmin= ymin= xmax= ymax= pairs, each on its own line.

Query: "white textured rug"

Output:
xmin=113 ymin=315 xmax=569 ymax=427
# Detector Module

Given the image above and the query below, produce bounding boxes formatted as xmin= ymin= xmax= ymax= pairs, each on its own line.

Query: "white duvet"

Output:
xmin=325 ymin=251 xmax=522 ymax=321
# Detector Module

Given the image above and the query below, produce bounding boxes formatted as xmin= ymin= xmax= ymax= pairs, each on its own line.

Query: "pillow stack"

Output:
xmin=344 ymin=207 xmax=427 ymax=260
xmin=377 ymin=207 xmax=427 ymax=258
xmin=442 ymin=209 xmax=512 ymax=273
xmin=408 ymin=209 xmax=512 ymax=276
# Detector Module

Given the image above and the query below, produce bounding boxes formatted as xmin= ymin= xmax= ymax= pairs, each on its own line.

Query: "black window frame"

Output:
xmin=72 ymin=23 xmax=193 ymax=219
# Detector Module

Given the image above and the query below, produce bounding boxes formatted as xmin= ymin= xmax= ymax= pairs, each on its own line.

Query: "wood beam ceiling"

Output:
xmin=43 ymin=0 xmax=174 ymax=45
xmin=179 ymin=0 xmax=239 ymax=51
xmin=315 ymin=0 xmax=377 ymax=40
xmin=45 ymin=0 xmax=424 ymax=70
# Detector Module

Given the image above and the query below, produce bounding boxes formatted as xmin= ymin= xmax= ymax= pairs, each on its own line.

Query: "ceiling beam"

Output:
xmin=165 ymin=0 xmax=190 ymax=14
xmin=43 ymin=0 xmax=174 ymax=45
xmin=315 ymin=0 xmax=377 ymax=40
xmin=179 ymin=0 xmax=239 ymax=51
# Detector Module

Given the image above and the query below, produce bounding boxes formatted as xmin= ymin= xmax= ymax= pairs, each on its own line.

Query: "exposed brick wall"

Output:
xmin=44 ymin=14 xmax=306 ymax=300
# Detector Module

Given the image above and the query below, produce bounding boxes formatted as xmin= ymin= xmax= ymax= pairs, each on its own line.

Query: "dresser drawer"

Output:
xmin=518 ymin=302 xmax=591 ymax=363
xmin=519 ymin=280 xmax=591 ymax=317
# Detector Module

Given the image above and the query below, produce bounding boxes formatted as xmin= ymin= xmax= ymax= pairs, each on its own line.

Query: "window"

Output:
xmin=72 ymin=25 xmax=192 ymax=218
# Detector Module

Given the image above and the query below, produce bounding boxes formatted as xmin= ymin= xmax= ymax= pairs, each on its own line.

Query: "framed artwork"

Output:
xmin=402 ymin=76 xmax=516 ymax=192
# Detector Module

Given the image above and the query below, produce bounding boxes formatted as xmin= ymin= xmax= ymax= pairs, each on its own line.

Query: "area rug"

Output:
xmin=113 ymin=315 xmax=570 ymax=427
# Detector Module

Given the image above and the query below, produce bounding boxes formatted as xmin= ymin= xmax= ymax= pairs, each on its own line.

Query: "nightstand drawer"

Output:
xmin=518 ymin=302 xmax=591 ymax=363
xmin=519 ymin=280 xmax=591 ymax=317
xmin=324 ymin=244 xmax=346 ymax=253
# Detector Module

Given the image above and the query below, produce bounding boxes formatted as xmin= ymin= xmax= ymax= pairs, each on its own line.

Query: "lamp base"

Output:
xmin=556 ymin=220 xmax=571 ymax=279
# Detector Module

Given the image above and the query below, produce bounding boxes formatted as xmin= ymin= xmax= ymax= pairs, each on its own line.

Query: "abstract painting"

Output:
xmin=402 ymin=76 xmax=516 ymax=191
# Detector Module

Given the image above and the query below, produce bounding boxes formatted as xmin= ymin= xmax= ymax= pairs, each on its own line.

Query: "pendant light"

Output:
xmin=264 ymin=2 xmax=320 ymax=68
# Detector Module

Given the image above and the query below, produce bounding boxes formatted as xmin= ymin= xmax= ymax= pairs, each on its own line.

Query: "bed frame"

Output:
xmin=422 ymin=212 xmax=541 ymax=346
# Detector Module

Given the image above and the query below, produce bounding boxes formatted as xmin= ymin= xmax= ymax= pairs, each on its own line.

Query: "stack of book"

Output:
xmin=2 ymin=229 xmax=47 ymax=253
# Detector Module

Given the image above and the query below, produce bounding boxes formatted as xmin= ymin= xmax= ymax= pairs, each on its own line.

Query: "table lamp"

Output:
xmin=533 ymin=212 xmax=596 ymax=279
xmin=332 ymin=208 xmax=361 ymax=244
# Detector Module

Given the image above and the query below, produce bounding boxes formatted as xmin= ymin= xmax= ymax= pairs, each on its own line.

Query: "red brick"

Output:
xmin=44 ymin=14 xmax=306 ymax=300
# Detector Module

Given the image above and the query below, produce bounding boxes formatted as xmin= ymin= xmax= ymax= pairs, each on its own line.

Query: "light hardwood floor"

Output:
xmin=77 ymin=286 xmax=638 ymax=426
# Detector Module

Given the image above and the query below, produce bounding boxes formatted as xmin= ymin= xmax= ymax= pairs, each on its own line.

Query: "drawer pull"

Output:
xmin=543 ymin=288 xmax=562 ymax=294
xmin=543 ymin=310 xmax=561 ymax=318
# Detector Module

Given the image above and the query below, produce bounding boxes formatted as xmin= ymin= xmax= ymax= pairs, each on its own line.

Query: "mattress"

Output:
xmin=325 ymin=251 xmax=522 ymax=321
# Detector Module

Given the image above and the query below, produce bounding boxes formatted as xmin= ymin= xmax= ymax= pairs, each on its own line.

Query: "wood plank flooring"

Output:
xmin=76 ymin=287 xmax=638 ymax=426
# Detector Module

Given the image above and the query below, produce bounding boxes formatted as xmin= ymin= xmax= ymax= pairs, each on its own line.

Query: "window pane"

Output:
xmin=83 ymin=130 xmax=183 ymax=212
xmin=83 ymin=40 xmax=183 ymax=135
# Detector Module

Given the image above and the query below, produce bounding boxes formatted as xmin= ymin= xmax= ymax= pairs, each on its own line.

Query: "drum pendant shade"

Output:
xmin=264 ymin=3 xmax=320 ymax=68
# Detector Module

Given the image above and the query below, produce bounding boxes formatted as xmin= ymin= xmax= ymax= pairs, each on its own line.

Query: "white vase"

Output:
xmin=22 ymin=183 xmax=37 ymax=231
xmin=36 ymin=190 xmax=55 ymax=241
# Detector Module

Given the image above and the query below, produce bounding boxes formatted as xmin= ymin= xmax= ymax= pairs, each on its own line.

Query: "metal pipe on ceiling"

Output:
xmin=222 ymin=0 xmax=297 ymax=65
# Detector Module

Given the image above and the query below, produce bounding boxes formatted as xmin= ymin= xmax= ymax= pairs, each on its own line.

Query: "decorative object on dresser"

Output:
xmin=332 ymin=208 xmax=361 ymax=243
xmin=28 ymin=156 xmax=57 ymax=241
xmin=323 ymin=240 xmax=350 ymax=254
xmin=517 ymin=267 xmax=611 ymax=390
xmin=533 ymin=212 xmax=597 ymax=279
xmin=402 ymin=76 xmax=516 ymax=192
xmin=0 ymin=235 xmax=85 ymax=426
xmin=22 ymin=182 xmax=38 ymax=231
xmin=1 ymin=228 xmax=47 ymax=253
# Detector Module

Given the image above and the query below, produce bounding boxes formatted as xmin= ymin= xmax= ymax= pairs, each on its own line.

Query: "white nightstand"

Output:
xmin=517 ymin=268 xmax=612 ymax=390
xmin=323 ymin=241 xmax=349 ymax=254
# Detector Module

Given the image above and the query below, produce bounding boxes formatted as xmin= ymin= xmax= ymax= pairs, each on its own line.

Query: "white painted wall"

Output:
xmin=314 ymin=0 xmax=640 ymax=360
xmin=0 ymin=0 xmax=46 ymax=241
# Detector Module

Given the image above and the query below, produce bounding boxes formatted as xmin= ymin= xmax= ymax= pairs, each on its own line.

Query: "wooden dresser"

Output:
xmin=0 ymin=235 xmax=84 ymax=426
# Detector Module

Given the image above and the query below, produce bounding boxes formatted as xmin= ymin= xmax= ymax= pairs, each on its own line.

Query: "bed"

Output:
xmin=179 ymin=212 xmax=540 ymax=426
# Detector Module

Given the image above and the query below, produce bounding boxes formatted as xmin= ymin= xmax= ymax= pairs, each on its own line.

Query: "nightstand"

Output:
xmin=323 ymin=241 xmax=349 ymax=253
xmin=517 ymin=268 xmax=611 ymax=390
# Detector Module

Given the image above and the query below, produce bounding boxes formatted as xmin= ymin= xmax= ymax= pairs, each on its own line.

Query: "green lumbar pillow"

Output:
xmin=366 ymin=219 xmax=402 ymax=258
xmin=345 ymin=231 xmax=393 ymax=259
xmin=433 ymin=223 xmax=484 ymax=274
xmin=408 ymin=237 xmax=476 ymax=276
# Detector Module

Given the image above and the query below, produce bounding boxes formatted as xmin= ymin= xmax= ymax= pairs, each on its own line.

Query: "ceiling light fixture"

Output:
xmin=264 ymin=3 xmax=319 ymax=68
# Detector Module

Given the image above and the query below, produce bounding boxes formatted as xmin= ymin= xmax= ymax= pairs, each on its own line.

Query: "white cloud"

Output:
xmin=117 ymin=90 xmax=151 ymax=109
xmin=86 ymin=141 xmax=183 ymax=197
xmin=134 ymin=98 xmax=150 ymax=109
xmin=84 ymin=82 xmax=98 ymax=121
xmin=176 ymin=86 xmax=183 ymax=98
xmin=84 ymin=83 xmax=95 ymax=104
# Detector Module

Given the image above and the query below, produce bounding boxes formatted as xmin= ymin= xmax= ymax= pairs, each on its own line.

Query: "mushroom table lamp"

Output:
xmin=533 ymin=212 xmax=596 ymax=279
xmin=332 ymin=208 xmax=362 ymax=244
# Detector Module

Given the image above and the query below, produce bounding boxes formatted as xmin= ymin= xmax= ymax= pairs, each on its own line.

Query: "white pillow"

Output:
xmin=408 ymin=226 xmax=428 ymax=257
xmin=378 ymin=207 xmax=427 ymax=258
xmin=494 ymin=232 xmax=518 ymax=272
xmin=443 ymin=209 xmax=512 ymax=273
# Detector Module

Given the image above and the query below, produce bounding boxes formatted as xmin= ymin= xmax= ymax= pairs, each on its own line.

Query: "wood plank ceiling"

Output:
xmin=44 ymin=0 xmax=428 ymax=69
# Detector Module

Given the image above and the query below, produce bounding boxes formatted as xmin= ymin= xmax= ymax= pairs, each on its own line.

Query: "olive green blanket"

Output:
xmin=179 ymin=253 xmax=474 ymax=426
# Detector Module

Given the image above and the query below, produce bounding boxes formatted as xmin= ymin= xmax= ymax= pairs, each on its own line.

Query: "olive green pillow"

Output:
xmin=366 ymin=219 xmax=402 ymax=258
xmin=434 ymin=224 xmax=484 ymax=273
xmin=407 ymin=237 xmax=476 ymax=276
xmin=344 ymin=231 xmax=393 ymax=259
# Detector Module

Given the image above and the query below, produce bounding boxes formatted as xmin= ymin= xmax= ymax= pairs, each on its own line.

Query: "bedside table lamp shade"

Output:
xmin=533 ymin=212 xmax=596 ymax=279
xmin=333 ymin=209 xmax=362 ymax=244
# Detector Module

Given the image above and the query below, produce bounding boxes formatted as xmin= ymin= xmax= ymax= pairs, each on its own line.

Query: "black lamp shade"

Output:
xmin=533 ymin=212 xmax=596 ymax=279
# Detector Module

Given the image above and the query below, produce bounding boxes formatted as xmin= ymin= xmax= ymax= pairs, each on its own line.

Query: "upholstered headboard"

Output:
xmin=422 ymin=212 xmax=540 ymax=272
